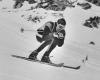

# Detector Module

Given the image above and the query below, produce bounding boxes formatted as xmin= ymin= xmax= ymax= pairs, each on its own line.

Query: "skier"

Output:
xmin=28 ymin=18 xmax=66 ymax=63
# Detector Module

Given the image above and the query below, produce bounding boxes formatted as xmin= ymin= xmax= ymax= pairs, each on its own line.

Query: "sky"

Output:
xmin=0 ymin=0 xmax=100 ymax=80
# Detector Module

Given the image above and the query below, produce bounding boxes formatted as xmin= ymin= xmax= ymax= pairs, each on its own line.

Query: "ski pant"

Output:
xmin=35 ymin=37 xmax=58 ymax=57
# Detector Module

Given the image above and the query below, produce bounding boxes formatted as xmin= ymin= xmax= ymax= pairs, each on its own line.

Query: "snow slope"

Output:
xmin=0 ymin=0 xmax=100 ymax=80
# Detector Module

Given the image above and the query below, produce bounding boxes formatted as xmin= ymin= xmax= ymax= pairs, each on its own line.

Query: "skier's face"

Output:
xmin=56 ymin=23 xmax=65 ymax=31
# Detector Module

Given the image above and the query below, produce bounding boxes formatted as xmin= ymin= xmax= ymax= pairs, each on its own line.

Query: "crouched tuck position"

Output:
xmin=28 ymin=18 xmax=66 ymax=63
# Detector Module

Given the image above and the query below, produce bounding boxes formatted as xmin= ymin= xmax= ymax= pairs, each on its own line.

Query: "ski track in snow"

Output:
xmin=0 ymin=0 xmax=100 ymax=80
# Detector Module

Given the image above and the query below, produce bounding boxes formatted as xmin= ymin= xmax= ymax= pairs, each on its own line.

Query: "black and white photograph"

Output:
xmin=0 ymin=0 xmax=100 ymax=80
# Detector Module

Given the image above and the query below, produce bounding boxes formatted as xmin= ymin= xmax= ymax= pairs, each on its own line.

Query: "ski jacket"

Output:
xmin=36 ymin=21 xmax=66 ymax=47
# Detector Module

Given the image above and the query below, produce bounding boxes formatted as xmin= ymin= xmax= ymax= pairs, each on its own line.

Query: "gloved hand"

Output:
xmin=53 ymin=32 xmax=58 ymax=38
xmin=58 ymin=33 xmax=64 ymax=39
xmin=53 ymin=32 xmax=64 ymax=39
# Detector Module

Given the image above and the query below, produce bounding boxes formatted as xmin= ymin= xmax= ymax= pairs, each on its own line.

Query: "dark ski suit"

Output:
xmin=35 ymin=21 xmax=66 ymax=57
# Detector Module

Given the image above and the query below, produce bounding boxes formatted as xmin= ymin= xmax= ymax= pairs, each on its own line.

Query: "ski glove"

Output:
xmin=53 ymin=32 xmax=64 ymax=39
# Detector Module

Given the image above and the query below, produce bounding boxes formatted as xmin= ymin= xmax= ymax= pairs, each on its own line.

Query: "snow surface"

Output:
xmin=0 ymin=0 xmax=100 ymax=80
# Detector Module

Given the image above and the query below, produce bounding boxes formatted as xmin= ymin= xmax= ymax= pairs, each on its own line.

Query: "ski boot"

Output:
xmin=28 ymin=50 xmax=38 ymax=60
xmin=41 ymin=55 xmax=52 ymax=63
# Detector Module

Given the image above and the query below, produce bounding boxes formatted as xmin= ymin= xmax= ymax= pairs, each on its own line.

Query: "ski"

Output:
xmin=11 ymin=55 xmax=81 ymax=70
xmin=63 ymin=65 xmax=80 ymax=70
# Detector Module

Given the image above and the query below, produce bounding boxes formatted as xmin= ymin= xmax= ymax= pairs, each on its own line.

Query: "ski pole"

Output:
xmin=20 ymin=28 xmax=43 ymax=33
xmin=20 ymin=28 xmax=37 ymax=33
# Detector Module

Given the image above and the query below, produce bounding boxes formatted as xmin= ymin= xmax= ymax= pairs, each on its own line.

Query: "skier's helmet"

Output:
xmin=56 ymin=18 xmax=66 ymax=31
xmin=57 ymin=18 xmax=66 ymax=26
